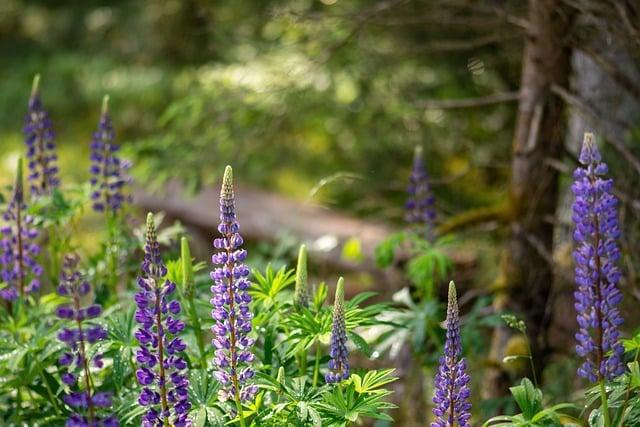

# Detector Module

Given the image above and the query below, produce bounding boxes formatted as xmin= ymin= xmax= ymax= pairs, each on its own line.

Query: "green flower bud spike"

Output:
xmin=294 ymin=244 xmax=309 ymax=308
xmin=181 ymin=237 xmax=194 ymax=297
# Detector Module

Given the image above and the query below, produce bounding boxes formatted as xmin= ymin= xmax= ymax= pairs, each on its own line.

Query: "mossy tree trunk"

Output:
xmin=484 ymin=0 xmax=573 ymax=401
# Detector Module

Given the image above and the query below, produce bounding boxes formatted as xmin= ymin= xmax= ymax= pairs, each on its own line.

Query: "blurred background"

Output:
xmin=1 ymin=0 xmax=639 ymax=425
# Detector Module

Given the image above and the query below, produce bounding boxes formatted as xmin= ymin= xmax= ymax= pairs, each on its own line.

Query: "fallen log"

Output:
xmin=133 ymin=181 xmax=476 ymax=295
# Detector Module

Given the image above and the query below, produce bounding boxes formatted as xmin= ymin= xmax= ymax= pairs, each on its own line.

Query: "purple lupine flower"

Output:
xmin=89 ymin=96 xmax=130 ymax=214
xmin=571 ymin=133 xmax=625 ymax=383
xmin=211 ymin=166 xmax=257 ymax=404
xmin=24 ymin=74 xmax=59 ymax=196
xmin=0 ymin=159 xmax=42 ymax=300
xmin=406 ymin=145 xmax=436 ymax=237
xmin=325 ymin=277 xmax=349 ymax=383
xmin=134 ymin=213 xmax=191 ymax=427
xmin=432 ymin=281 xmax=471 ymax=427
xmin=56 ymin=254 xmax=118 ymax=427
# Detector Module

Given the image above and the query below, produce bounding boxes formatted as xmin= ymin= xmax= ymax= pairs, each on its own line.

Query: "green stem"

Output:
xmin=189 ymin=298 xmax=207 ymax=369
xmin=600 ymin=380 xmax=611 ymax=427
xmin=234 ymin=395 xmax=246 ymax=427
xmin=39 ymin=371 xmax=62 ymax=415
xmin=312 ymin=344 xmax=321 ymax=387
xmin=298 ymin=349 xmax=308 ymax=377
xmin=525 ymin=336 xmax=538 ymax=388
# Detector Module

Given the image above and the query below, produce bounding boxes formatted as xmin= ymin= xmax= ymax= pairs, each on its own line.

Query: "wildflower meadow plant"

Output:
xmin=210 ymin=165 xmax=257 ymax=421
xmin=325 ymin=277 xmax=349 ymax=384
xmin=294 ymin=244 xmax=309 ymax=309
xmin=24 ymin=74 xmax=59 ymax=196
xmin=56 ymin=253 xmax=117 ymax=427
xmin=406 ymin=145 xmax=436 ymax=236
xmin=0 ymin=159 xmax=42 ymax=301
xmin=134 ymin=213 xmax=191 ymax=427
xmin=572 ymin=133 xmax=625 ymax=425
xmin=89 ymin=96 xmax=129 ymax=215
xmin=432 ymin=281 xmax=471 ymax=427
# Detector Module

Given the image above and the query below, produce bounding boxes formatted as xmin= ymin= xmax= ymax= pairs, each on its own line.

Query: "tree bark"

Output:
xmin=484 ymin=0 xmax=573 ymax=400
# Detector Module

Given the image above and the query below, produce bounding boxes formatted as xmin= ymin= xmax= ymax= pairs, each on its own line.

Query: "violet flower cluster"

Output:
xmin=211 ymin=166 xmax=257 ymax=404
xmin=0 ymin=160 xmax=42 ymax=301
xmin=325 ymin=277 xmax=349 ymax=383
xmin=89 ymin=96 xmax=129 ymax=214
xmin=24 ymin=75 xmax=59 ymax=196
xmin=432 ymin=281 xmax=471 ymax=427
xmin=134 ymin=213 xmax=191 ymax=426
xmin=571 ymin=133 xmax=625 ymax=383
xmin=406 ymin=146 xmax=436 ymax=236
xmin=56 ymin=254 xmax=117 ymax=427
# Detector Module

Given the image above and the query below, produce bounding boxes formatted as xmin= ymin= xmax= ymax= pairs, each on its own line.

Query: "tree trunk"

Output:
xmin=484 ymin=0 xmax=573 ymax=400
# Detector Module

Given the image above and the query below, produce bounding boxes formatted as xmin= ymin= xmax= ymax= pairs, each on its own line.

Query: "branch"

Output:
xmin=416 ymin=91 xmax=519 ymax=110
xmin=573 ymin=44 xmax=640 ymax=101
xmin=319 ymin=0 xmax=408 ymax=63
xmin=551 ymin=84 xmax=640 ymax=176
xmin=436 ymin=204 xmax=509 ymax=235
xmin=406 ymin=33 xmax=521 ymax=53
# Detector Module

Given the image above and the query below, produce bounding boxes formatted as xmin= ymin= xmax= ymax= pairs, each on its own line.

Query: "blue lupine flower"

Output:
xmin=571 ymin=133 xmax=625 ymax=382
xmin=406 ymin=145 xmax=436 ymax=236
xmin=0 ymin=159 xmax=42 ymax=300
xmin=56 ymin=253 xmax=118 ymax=427
xmin=325 ymin=277 xmax=349 ymax=383
xmin=431 ymin=281 xmax=471 ymax=427
xmin=89 ymin=96 xmax=130 ymax=214
xmin=134 ymin=213 xmax=191 ymax=426
xmin=210 ymin=166 xmax=257 ymax=403
xmin=24 ymin=74 xmax=59 ymax=196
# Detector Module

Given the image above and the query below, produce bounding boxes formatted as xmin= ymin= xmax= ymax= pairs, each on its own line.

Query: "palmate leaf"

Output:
xmin=349 ymin=369 xmax=396 ymax=395
xmin=250 ymin=265 xmax=296 ymax=308
xmin=315 ymin=375 xmax=397 ymax=426
xmin=484 ymin=378 xmax=578 ymax=427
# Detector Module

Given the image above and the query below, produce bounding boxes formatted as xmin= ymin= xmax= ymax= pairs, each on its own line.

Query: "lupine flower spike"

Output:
xmin=56 ymin=254 xmax=117 ymax=427
xmin=24 ymin=74 xmax=60 ymax=196
xmin=406 ymin=145 xmax=436 ymax=238
xmin=294 ymin=244 xmax=309 ymax=309
xmin=571 ymin=133 xmax=625 ymax=383
xmin=89 ymin=95 xmax=130 ymax=214
xmin=431 ymin=281 xmax=471 ymax=427
xmin=211 ymin=165 xmax=257 ymax=409
xmin=325 ymin=277 xmax=349 ymax=383
xmin=134 ymin=213 xmax=191 ymax=427
xmin=0 ymin=158 xmax=42 ymax=300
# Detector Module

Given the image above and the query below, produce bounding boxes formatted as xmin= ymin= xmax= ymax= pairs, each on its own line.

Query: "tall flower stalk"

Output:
xmin=431 ymin=281 xmax=471 ymax=427
xmin=571 ymin=133 xmax=624 ymax=427
xmin=0 ymin=158 xmax=42 ymax=301
xmin=181 ymin=236 xmax=207 ymax=369
xmin=211 ymin=166 xmax=256 ymax=425
xmin=325 ymin=277 xmax=349 ymax=384
xmin=89 ymin=95 xmax=129 ymax=215
xmin=294 ymin=244 xmax=309 ymax=309
xmin=294 ymin=244 xmax=309 ymax=376
xmin=406 ymin=145 xmax=436 ymax=238
xmin=24 ymin=74 xmax=60 ymax=196
xmin=134 ymin=213 xmax=191 ymax=427
xmin=56 ymin=253 xmax=117 ymax=426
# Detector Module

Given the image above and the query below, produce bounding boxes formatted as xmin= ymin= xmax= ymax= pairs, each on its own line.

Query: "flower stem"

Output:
xmin=312 ymin=344 xmax=321 ymax=387
xmin=299 ymin=349 xmax=308 ymax=377
xmin=234 ymin=395 xmax=246 ymax=427
xmin=524 ymin=336 xmax=538 ymax=388
xmin=600 ymin=380 xmax=611 ymax=427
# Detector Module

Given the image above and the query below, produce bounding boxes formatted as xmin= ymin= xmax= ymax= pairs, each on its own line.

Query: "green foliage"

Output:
xmin=375 ymin=231 xmax=453 ymax=298
xmin=483 ymin=378 xmax=579 ymax=427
